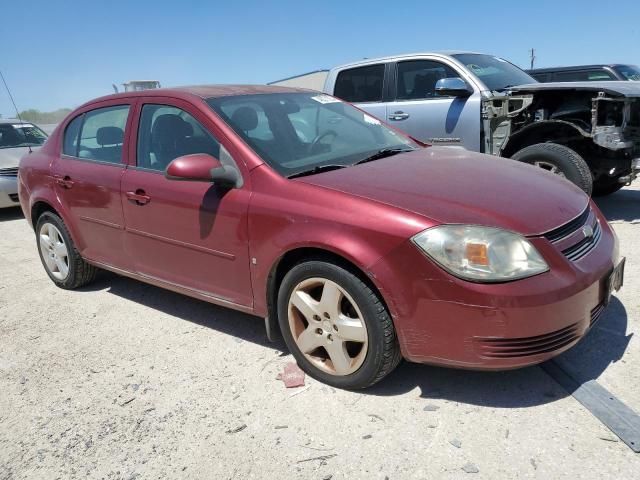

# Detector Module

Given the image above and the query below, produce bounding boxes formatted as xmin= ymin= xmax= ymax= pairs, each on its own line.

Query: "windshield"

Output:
xmin=0 ymin=123 xmax=47 ymax=149
xmin=613 ymin=65 xmax=640 ymax=81
xmin=207 ymin=92 xmax=416 ymax=177
xmin=452 ymin=53 xmax=537 ymax=91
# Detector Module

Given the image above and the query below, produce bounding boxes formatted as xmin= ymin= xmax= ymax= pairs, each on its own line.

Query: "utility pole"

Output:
xmin=529 ymin=48 xmax=536 ymax=70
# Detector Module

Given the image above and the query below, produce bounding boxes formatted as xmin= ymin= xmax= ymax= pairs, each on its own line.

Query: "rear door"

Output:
xmin=120 ymin=97 xmax=253 ymax=308
xmin=331 ymin=63 xmax=388 ymax=122
xmin=52 ymin=101 xmax=132 ymax=266
xmin=384 ymin=58 xmax=482 ymax=150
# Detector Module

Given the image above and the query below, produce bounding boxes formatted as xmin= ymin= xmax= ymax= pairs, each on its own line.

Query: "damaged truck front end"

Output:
xmin=483 ymin=83 xmax=640 ymax=195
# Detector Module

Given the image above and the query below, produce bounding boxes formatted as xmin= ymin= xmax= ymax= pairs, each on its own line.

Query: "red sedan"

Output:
xmin=18 ymin=86 xmax=624 ymax=389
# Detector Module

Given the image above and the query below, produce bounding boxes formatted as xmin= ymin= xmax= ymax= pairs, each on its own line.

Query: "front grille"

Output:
xmin=543 ymin=207 xmax=590 ymax=243
xmin=0 ymin=167 xmax=19 ymax=177
xmin=590 ymin=302 xmax=605 ymax=328
xmin=8 ymin=193 xmax=19 ymax=203
xmin=561 ymin=220 xmax=602 ymax=261
xmin=475 ymin=322 xmax=580 ymax=358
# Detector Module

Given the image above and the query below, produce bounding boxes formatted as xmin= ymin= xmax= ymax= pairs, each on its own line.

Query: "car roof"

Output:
xmin=527 ymin=64 xmax=629 ymax=73
xmin=80 ymin=84 xmax=309 ymax=107
xmin=331 ymin=51 xmax=483 ymax=69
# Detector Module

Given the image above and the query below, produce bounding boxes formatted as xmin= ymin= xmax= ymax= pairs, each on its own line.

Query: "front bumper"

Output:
xmin=369 ymin=205 xmax=619 ymax=370
xmin=0 ymin=176 xmax=19 ymax=209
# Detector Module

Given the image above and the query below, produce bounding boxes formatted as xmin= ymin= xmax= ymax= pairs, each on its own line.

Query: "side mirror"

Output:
xmin=165 ymin=153 xmax=241 ymax=188
xmin=435 ymin=77 xmax=473 ymax=97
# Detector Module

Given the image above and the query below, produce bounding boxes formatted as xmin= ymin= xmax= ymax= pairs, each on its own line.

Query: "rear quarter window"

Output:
xmin=63 ymin=115 xmax=83 ymax=156
xmin=334 ymin=64 xmax=385 ymax=103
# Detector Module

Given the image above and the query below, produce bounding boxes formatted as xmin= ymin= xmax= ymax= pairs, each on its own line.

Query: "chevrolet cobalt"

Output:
xmin=18 ymin=86 xmax=624 ymax=389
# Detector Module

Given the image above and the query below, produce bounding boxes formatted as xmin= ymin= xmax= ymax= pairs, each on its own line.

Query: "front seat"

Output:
xmin=150 ymin=114 xmax=193 ymax=169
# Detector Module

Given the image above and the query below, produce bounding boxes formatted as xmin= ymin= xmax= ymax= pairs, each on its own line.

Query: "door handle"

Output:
xmin=388 ymin=111 xmax=410 ymax=121
xmin=126 ymin=189 xmax=151 ymax=205
xmin=54 ymin=175 xmax=74 ymax=189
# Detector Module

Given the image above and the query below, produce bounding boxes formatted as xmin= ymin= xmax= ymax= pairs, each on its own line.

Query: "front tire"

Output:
xmin=35 ymin=211 xmax=97 ymax=289
xmin=511 ymin=143 xmax=593 ymax=196
xmin=277 ymin=260 xmax=401 ymax=389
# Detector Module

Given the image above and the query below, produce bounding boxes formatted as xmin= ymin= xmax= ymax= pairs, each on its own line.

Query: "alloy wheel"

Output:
xmin=39 ymin=223 xmax=70 ymax=280
xmin=287 ymin=277 xmax=368 ymax=376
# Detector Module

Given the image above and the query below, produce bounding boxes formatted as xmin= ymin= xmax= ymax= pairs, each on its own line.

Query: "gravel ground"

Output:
xmin=1 ymin=185 xmax=639 ymax=480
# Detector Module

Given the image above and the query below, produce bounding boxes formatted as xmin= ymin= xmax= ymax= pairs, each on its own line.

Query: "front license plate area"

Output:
xmin=605 ymin=257 xmax=625 ymax=305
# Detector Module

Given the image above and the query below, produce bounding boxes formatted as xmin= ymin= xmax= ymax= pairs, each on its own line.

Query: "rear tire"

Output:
xmin=277 ymin=260 xmax=401 ymax=390
xmin=35 ymin=211 xmax=97 ymax=289
xmin=511 ymin=143 xmax=593 ymax=196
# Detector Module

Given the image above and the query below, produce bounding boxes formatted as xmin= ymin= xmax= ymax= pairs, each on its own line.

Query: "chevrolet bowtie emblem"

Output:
xmin=582 ymin=225 xmax=594 ymax=238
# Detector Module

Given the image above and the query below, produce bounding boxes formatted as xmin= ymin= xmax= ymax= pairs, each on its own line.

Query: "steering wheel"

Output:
xmin=308 ymin=130 xmax=338 ymax=154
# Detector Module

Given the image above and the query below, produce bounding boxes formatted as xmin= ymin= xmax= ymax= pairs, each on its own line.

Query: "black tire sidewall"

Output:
xmin=512 ymin=143 xmax=593 ymax=195
xmin=277 ymin=261 xmax=390 ymax=390
xmin=35 ymin=212 xmax=80 ymax=289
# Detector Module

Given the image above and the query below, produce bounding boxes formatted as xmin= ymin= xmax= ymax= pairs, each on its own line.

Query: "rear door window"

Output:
xmin=76 ymin=106 xmax=130 ymax=163
xmin=334 ymin=64 xmax=385 ymax=103
xmin=396 ymin=60 xmax=460 ymax=100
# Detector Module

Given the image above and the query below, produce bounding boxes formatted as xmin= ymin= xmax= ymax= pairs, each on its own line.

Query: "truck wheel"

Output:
xmin=511 ymin=143 xmax=593 ymax=196
xmin=593 ymin=177 xmax=624 ymax=197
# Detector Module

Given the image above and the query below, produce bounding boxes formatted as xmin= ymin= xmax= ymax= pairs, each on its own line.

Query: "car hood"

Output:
xmin=0 ymin=146 xmax=38 ymax=169
xmin=296 ymin=147 xmax=589 ymax=236
xmin=509 ymin=81 xmax=640 ymax=98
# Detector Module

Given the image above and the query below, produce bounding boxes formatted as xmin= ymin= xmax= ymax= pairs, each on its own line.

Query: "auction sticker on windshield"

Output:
xmin=311 ymin=94 xmax=339 ymax=104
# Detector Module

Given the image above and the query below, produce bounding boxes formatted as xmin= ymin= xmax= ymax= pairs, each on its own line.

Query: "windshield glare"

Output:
xmin=207 ymin=93 xmax=415 ymax=177
xmin=453 ymin=53 xmax=537 ymax=91
xmin=613 ymin=65 xmax=640 ymax=81
xmin=0 ymin=123 xmax=47 ymax=149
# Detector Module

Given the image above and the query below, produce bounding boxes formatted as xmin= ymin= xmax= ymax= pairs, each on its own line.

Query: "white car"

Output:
xmin=0 ymin=119 xmax=48 ymax=208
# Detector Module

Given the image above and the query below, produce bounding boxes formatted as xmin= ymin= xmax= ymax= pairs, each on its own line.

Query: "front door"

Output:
xmin=385 ymin=59 xmax=482 ymax=150
xmin=52 ymin=103 xmax=132 ymax=266
xmin=121 ymin=100 xmax=253 ymax=308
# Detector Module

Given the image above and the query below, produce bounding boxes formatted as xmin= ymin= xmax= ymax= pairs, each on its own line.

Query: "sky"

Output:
xmin=1 ymin=0 xmax=639 ymax=116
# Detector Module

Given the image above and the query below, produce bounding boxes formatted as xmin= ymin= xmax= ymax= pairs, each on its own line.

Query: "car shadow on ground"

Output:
xmin=83 ymin=270 xmax=288 ymax=352
xmin=89 ymin=270 xmax=630 ymax=408
xmin=594 ymin=187 xmax=640 ymax=223
xmin=0 ymin=206 xmax=24 ymax=222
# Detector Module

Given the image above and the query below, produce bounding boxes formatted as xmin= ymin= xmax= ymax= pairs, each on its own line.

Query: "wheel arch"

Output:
xmin=501 ymin=120 xmax=589 ymax=159
xmin=265 ymin=246 xmax=393 ymax=334
xmin=29 ymin=195 xmax=84 ymax=251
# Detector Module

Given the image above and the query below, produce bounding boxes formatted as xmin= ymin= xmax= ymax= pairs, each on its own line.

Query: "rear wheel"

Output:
xmin=35 ymin=212 xmax=97 ymax=289
xmin=277 ymin=260 xmax=401 ymax=389
xmin=511 ymin=143 xmax=593 ymax=196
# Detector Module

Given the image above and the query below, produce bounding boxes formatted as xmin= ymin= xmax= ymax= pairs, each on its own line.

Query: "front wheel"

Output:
xmin=511 ymin=143 xmax=593 ymax=196
xmin=277 ymin=260 xmax=401 ymax=389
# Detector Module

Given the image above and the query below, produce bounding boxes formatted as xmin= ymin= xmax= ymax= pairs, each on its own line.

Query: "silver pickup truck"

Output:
xmin=311 ymin=52 xmax=640 ymax=196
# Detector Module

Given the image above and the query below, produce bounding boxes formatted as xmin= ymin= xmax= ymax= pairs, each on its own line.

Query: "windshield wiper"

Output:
xmin=287 ymin=164 xmax=348 ymax=179
xmin=353 ymin=147 xmax=415 ymax=166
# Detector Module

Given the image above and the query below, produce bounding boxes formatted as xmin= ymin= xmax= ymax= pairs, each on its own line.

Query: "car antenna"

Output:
xmin=0 ymin=68 xmax=32 ymax=153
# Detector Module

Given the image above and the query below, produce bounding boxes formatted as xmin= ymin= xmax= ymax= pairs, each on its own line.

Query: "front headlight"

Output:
xmin=412 ymin=225 xmax=549 ymax=282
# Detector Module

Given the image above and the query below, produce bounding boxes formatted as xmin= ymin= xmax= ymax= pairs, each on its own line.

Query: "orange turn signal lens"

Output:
xmin=465 ymin=242 xmax=489 ymax=266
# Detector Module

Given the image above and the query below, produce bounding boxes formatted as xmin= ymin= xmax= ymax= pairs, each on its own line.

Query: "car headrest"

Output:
xmin=96 ymin=126 xmax=124 ymax=146
xmin=151 ymin=114 xmax=193 ymax=139
xmin=231 ymin=106 xmax=258 ymax=132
